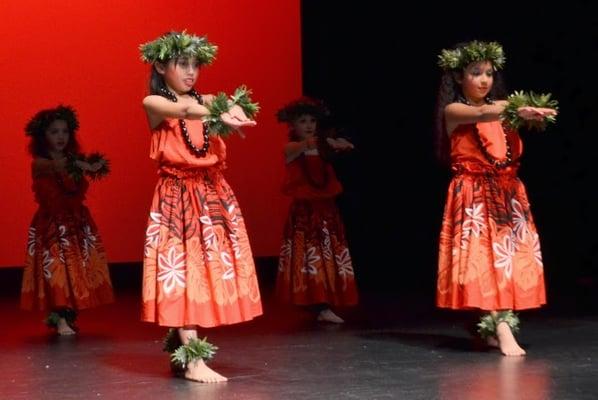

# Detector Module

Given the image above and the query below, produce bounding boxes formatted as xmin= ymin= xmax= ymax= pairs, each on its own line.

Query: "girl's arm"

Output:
xmin=445 ymin=100 xmax=558 ymax=134
xmin=327 ymin=137 xmax=355 ymax=151
xmin=143 ymin=95 xmax=210 ymax=129
xmin=284 ymin=137 xmax=317 ymax=164
xmin=197 ymin=93 xmax=258 ymax=132
xmin=444 ymin=100 xmax=508 ymax=134
xmin=516 ymin=106 xmax=558 ymax=121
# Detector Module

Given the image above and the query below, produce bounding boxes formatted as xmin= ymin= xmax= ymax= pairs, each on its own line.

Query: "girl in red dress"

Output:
xmin=435 ymin=41 xmax=558 ymax=356
xmin=21 ymin=105 xmax=113 ymax=335
xmin=275 ymin=97 xmax=358 ymax=323
xmin=139 ymin=31 xmax=262 ymax=383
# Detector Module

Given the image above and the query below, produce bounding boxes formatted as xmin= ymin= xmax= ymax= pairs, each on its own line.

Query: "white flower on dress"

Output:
xmin=81 ymin=225 xmax=97 ymax=265
xmin=301 ymin=247 xmax=320 ymax=275
xmin=200 ymin=215 xmax=216 ymax=250
xmin=322 ymin=224 xmax=332 ymax=261
xmin=42 ymin=250 xmax=54 ymax=280
xmin=144 ymin=212 xmax=162 ymax=256
xmin=82 ymin=225 xmax=96 ymax=247
xmin=57 ymin=225 xmax=70 ymax=263
xmin=511 ymin=198 xmax=528 ymax=244
xmin=227 ymin=204 xmax=239 ymax=227
xmin=220 ymin=251 xmax=233 ymax=266
xmin=278 ymin=239 xmax=292 ymax=272
xmin=157 ymin=247 xmax=186 ymax=294
xmin=220 ymin=251 xmax=235 ymax=280
xmin=229 ymin=231 xmax=242 ymax=259
xmin=58 ymin=250 xmax=65 ymax=264
xmin=58 ymin=225 xmax=70 ymax=247
xmin=461 ymin=203 xmax=486 ymax=249
xmin=493 ymin=232 xmax=515 ymax=279
xmin=27 ymin=227 xmax=36 ymax=256
xmin=335 ymin=248 xmax=355 ymax=276
xmin=222 ymin=268 xmax=235 ymax=280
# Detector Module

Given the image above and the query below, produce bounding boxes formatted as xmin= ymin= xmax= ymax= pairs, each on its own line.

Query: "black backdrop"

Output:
xmin=300 ymin=1 xmax=598 ymax=306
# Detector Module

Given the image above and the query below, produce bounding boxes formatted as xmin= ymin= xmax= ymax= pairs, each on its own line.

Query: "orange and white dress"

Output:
xmin=276 ymin=150 xmax=358 ymax=306
xmin=141 ymin=118 xmax=262 ymax=327
xmin=21 ymin=160 xmax=114 ymax=311
xmin=437 ymin=121 xmax=546 ymax=311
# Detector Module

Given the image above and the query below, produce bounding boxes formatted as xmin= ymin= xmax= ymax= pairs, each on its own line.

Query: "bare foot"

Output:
xmin=184 ymin=359 xmax=228 ymax=383
xmin=56 ymin=318 xmax=76 ymax=336
xmin=317 ymin=308 xmax=344 ymax=324
xmin=496 ymin=322 xmax=526 ymax=356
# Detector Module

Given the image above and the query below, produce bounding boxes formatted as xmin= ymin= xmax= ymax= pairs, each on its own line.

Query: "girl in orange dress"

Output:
xmin=139 ymin=31 xmax=262 ymax=383
xmin=434 ymin=41 xmax=558 ymax=356
xmin=275 ymin=97 xmax=357 ymax=324
xmin=21 ymin=105 xmax=114 ymax=335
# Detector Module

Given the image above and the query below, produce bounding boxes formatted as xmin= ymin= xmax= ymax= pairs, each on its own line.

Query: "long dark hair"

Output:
xmin=434 ymin=56 xmax=507 ymax=164
xmin=26 ymin=105 xmax=81 ymax=158
xmin=149 ymin=63 xmax=169 ymax=95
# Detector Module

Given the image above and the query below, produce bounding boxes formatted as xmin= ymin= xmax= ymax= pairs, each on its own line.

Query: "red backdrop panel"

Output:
xmin=0 ymin=0 xmax=300 ymax=267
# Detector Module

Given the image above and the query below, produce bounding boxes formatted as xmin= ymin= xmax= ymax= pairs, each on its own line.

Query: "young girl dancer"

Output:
xmin=139 ymin=31 xmax=262 ymax=382
xmin=275 ymin=97 xmax=357 ymax=323
xmin=21 ymin=105 xmax=113 ymax=335
xmin=435 ymin=41 xmax=558 ymax=356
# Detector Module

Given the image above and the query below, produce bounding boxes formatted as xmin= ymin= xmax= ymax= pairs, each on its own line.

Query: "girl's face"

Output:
xmin=460 ymin=60 xmax=494 ymax=104
xmin=292 ymin=114 xmax=317 ymax=140
xmin=159 ymin=56 xmax=200 ymax=94
xmin=45 ymin=120 xmax=70 ymax=154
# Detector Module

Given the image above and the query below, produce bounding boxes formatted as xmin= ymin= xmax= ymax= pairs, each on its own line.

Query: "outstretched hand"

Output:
xmin=326 ymin=137 xmax=355 ymax=151
xmin=89 ymin=161 xmax=105 ymax=172
xmin=74 ymin=160 xmax=92 ymax=171
xmin=221 ymin=105 xmax=257 ymax=138
xmin=517 ymin=106 xmax=558 ymax=121
xmin=74 ymin=160 xmax=105 ymax=172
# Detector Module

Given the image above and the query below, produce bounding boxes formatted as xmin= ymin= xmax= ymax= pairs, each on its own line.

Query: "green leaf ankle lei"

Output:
xmin=477 ymin=310 xmax=520 ymax=339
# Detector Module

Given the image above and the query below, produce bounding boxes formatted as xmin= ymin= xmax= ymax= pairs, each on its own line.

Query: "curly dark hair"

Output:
xmin=434 ymin=44 xmax=507 ymax=164
xmin=277 ymin=97 xmax=331 ymax=141
xmin=26 ymin=105 xmax=81 ymax=158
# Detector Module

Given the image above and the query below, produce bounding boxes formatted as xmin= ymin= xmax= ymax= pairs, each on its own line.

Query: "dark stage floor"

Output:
xmin=1 ymin=282 xmax=598 ymax=399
